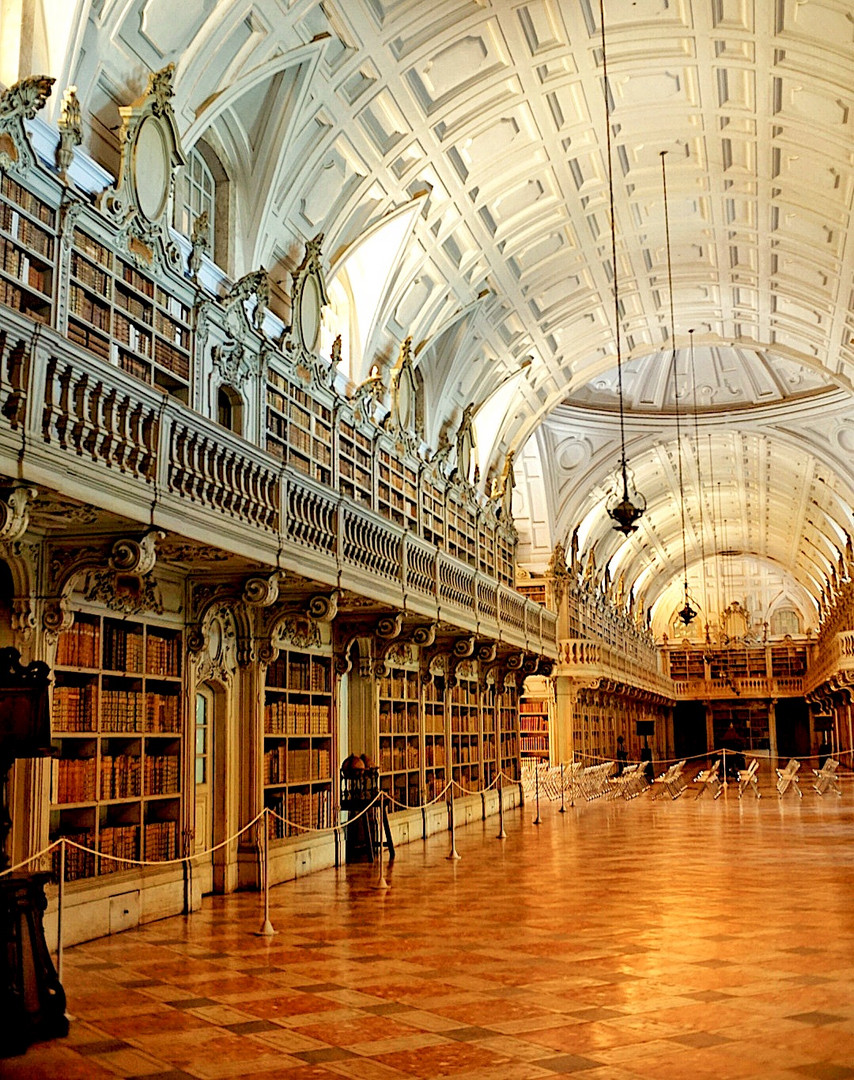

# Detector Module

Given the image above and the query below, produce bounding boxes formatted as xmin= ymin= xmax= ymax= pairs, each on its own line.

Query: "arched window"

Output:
xmin=176 ymin=147 xmax=214 ymax=242
xmin=174 ymin=141 xmax=231 ymax=271
xmin=217 ymin=385 xmax=243 ymax=437
xmin=770 ymin=607 xmax=801 ymax=637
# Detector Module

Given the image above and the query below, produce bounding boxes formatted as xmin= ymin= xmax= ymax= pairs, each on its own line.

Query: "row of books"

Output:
xmin=2 ymin=175 xmax=55 ymax=225
xmin=52 ymin=758 xmax=97 ymax=804
xmin=50 ymin=820 xmax=179 ymax=881
xmin=114 ymin=311 xmax=152 ymax=356
xmin=71 ymin=250 xmax=109 ymax=295
xmin=56 ymin=619 xmax=100 ymax=668
xmin=69 ymin=282 xmax=111 ymax=331
xmin=0 ymin=237 xmax=51 ymax=294
xmin=117 ymin=258 xmax=155 ymax=299
xmin=520 ymin=715 xmax=549 ymax=732
xmin=519 ymin=700 xmax=549 ymax=714
xmin=104 ymin=625 xmax=145 ymax=671
xmin=521 ymin=734 xmax=549 ymax=753
xmin=424 ymin=709 xmax=445 ymax=734
xmin=100 ymin=755 xmax=141 ymax=800
xmin=144 ymin=755 xmax=180 ymax=795
xmin=0 ymin=276 xmax=49 ymax=320
xmin=52 ymin=684 xmax=98 ymax=731
xmin=264 ymin=701 xmax=331 ymax=734
xmin=67 ymin=317 xmax=109 ymax=355
xmin=155 ymin=308 xmax=189 ymax=347
xmin=100 ymin=690 xmax=180 ymax=732
xmin=450 ymin=715 xmax=479 ymax=734
xmin=73 ymin=228 xmax=111 ymax=269
xmin=0 ymin=203 xmax=54 ymax=258
xmin=378 ymin=672 xmax=419 ymax=699
xmin=267 ymin=789 xmax=331 ymax=839
xmin=378 ymin=709 xmax=420 ymax=734
xmin=154 ymin=338 xmax=189 ymax=380
xmin=264 ymin=746 xmax=332 ymax=785
xmin=267 ymin=655 xmax=331 ymax=692
xmin=145 ymin=634 xmax=182 ymax=676
xmin=379 ymin=744 xmax=420 ymax=772
xmin=425 ymin=743 xmax=446 ymax=767
xmin=450 ymin=684 xmax=478 ymax=705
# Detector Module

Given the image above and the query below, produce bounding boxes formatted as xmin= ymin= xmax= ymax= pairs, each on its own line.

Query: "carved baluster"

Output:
xmin=41 ymin=355 xmax=58 ymax=443
xmin=54 ymin=363 xmax=73 ymax=449
xmin=83 ymin=379 xmax=103 ymax=461
xmin=139 ymin=407 xmax=156 ymax=479
xmin=124 ymin=402 xmax=142 ymax=475
xmin=69 ymin=372 xmax=89 ymax=455
xmin=99 ymin=387 xmax=117 ymax=465
xmin=171 ymin=425 xmax=187 ymax=495
xmin=4 ymin=339 xmax=28 ymax=428
xmin=114 ymin=395 xmax=131 ymax=472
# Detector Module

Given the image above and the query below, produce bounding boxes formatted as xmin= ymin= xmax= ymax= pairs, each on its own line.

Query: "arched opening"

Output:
xmin=193 ymin=682 xmax=230 ymax=894
xmin=175 ymin=140 xmax=232 ymax=273
xmin=216 ymin=384 xmax=243 ymax=437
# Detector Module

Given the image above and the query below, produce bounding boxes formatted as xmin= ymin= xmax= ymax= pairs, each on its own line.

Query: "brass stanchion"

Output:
xmin=373 ymin=793 xmax=389 ymax=888
xmin=446 ymin=783 xmax=461 ymax=860
xmin=496 ymin=773 xmax=506 ymax=839
xmin=558 ymin=762 xmax=567 ymax=813
xmin=56 ymin=839 xmax=65 ymax=983
xmin=256 ymin=812 xmax=278 ymax=935
xmin=533 ymin=765 xmax=541 ymax=825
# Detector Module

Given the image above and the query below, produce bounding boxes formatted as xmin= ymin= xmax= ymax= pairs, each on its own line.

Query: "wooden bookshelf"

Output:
xmin=0 ymin=173 xmax=55 ymax=324
xmin=50 ymin=612 xmax=183 ymax=880
xmin=449 ymin=668 xmax=480 ymax=790
xmin=67 ymin=227 xmax=191 ymax=400
xmin=263 ymin=649 xmax=333 ymax=839
xmin=498 ymin=687 xmax=520 ymax=781
xmin=519 ymin=691 xmax=550 ymax=761
xmin=265 ymin=367 xmax=333 ymax=485
xmin=378 ymin=664 xmax=421 ymax=807
xmin=423 ymin=676 xmax=447 ymax=802
xmin=377 ymin=445 xmax=418 ymax=531
xmin=338 ymin=416 xmax=374 ymax=506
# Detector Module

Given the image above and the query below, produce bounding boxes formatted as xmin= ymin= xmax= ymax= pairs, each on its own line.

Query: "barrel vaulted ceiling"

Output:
xmin=21 ymin=0 xmax=854 ymax=631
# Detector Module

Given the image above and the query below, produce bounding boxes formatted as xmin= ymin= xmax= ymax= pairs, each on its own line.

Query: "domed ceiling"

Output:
xmin=32 ymin=0 xmax=854 ymax=629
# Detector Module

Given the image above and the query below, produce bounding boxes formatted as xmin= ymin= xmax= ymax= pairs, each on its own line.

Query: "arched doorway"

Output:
xmin=193 ymin=681 xmax=229 ymax=893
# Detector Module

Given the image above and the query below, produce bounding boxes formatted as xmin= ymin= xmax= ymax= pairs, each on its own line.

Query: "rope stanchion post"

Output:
xmin=256 ymin=811 xmax=278 ymax=936
xmin=446 ymin=783 xmax=461 ymax=860
xmin=559 ymin=761 xmax=567 ymax=813
xmin=373 ymin=792 xmax=389 ymax=889
xmin=722 ymin=747 xmax=728 ymax=790
xmin=56 ymin=838 xmax=65 ymax=984
xmin=421 ymin=786 xmax=427 ymax=841
xmin=533 ymin=763 xmax=541 ymax=825
xmin=496 ymin=772 xmax=506 ymax=839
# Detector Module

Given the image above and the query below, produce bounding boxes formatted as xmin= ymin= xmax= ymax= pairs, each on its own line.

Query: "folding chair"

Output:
xmin=776 ymin=758 xmax=803 ymax=798
xmin=652 ymin=760 xmax=687 ymax=800
xmin=813 ymin=758 xmax=842 ymax=797
xmin=737 ymin=758 xmax=761 ymax=799
xmin=694 ymin=759 xmax=723 ymax=799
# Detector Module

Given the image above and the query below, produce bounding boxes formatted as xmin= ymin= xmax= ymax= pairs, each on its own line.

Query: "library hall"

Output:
xmin=0 ymin=0 xmax=853 ymax=1077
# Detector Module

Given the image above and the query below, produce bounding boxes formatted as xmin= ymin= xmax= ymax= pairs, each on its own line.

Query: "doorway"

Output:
xmin=193 ymin=683 xmax=228 ymax=893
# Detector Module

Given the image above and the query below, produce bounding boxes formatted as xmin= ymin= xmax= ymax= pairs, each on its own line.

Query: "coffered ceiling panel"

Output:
xmin=58 ymin=0 xmax=854 ymax=620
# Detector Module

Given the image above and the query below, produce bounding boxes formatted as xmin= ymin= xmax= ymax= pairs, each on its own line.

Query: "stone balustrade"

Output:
xmin=0 ymin=306 xmax=557 ymax=656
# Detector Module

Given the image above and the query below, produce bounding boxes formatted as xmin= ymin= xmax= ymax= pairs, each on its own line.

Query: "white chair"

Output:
xmin=652 ymin=760 xmax=687 ymax=800
xmin=813 ymin=758 xmax=842 ymax=797
xmin=776 ymin=758 xmax=803 ymax=798
xmin=737 ymin=758 xmax=761 ymax=799
xmin=694 ymin=759 xmax=723 ymax=799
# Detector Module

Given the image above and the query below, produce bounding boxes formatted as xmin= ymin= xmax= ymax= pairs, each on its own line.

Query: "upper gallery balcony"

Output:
xmin=0 ymin=75 xmax=556 ymax=659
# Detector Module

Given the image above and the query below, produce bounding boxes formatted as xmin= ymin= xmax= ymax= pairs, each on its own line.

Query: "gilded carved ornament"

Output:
xmin=0 ymin=75 xmax=54 ymax=172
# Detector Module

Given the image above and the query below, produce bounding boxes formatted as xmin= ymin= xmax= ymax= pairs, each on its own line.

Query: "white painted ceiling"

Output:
xmin=31 ymin=0 xmax=854 ymax=631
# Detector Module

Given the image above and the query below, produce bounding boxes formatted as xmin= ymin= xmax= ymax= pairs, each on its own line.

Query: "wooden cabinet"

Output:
xmin=50 ymin=613 xmax=183 ymax=881
xmin=0 ymin=173 xmax=55 ymax=324
xmin=263 ymin=650 xmax=333 ymax=839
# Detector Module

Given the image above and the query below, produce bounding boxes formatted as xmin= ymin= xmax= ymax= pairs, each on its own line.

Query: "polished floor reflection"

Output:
xmin=7 ymin=784 xmax=854 ymax=1079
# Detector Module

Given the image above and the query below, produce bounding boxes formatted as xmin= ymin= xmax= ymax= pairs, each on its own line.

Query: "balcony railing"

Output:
xmin=556 ymin=638 xmax=671 ymax=699
xmin=1 ymin=307 xmax=557 ymax=656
